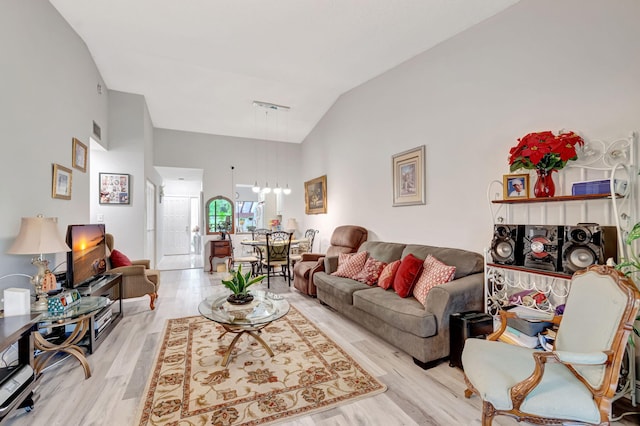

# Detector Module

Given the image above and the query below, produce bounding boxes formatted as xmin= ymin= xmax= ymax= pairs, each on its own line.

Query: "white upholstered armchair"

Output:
xmin=462 ymin=264 xmax=640 ymax=425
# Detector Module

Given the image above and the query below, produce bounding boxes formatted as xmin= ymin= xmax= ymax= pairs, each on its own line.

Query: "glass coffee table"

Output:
xmin=198 ymin=291 xmax=290 ymax=367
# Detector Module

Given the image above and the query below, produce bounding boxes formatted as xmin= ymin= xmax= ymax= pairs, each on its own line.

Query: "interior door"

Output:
xmin=145 ymin=180 xmax=156 ymax=266
xmin=163 ymin=196 xmax=191 ymax=255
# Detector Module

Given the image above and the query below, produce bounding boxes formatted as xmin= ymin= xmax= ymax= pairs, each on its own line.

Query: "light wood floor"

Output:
xmin=4 ymin=269 xmax=639 ymax=426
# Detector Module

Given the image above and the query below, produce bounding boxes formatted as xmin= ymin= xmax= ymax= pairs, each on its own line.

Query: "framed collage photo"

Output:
xmin=503 ymin=173 xmax=530 ymax=199
xmin=392 ymin=145 xmax=426 ymax=206
xmin=99 ymin=173 xmax=131 ymax=204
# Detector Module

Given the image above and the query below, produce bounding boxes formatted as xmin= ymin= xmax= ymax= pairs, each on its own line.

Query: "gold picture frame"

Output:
xmin=304 ymin=175 xmax=327 ymax=214
xmin=392 ymin=145 xmax=426 ymax=206
xmin=503 ymin=173 xmax=530 ymax=199
xmin=72 ymin=137 xmax=87 ymax=172
xmin=52 ymin=164 xmax=72 ymax=200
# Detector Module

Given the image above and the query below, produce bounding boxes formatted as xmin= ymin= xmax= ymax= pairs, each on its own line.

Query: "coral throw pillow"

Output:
xmin=393 ymin=253 xmax=424 ymax=298
xmin=413 ymin=255 xmax=456 ymax=306
xmin=110 ymin=249 xmax=133 ymax=267
xmin=331 ymin=251 xmax=368 ymax=279
xmin=353 ymin=257 xmax=387 ymax=286
xmin=378 ymin=260 xmax=401 ymax=289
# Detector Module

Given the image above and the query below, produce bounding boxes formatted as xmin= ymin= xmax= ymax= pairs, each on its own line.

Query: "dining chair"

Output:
xmin=229 ymin=238 xmax=260 ymax=277
xmin=290 ymin=229 xmax=318 ymax=266
xmin=261 ymin=231 xmax=293 ymax=288
xmin=251 ymin=228 xmax=271 ymax=273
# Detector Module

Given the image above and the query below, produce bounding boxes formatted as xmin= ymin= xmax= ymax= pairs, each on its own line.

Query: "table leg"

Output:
xmin=247 ymin=330 xmax=274 ymax=357
xmin=33 ymin=315 xmax=92 ymax=379
xmin=221 ymin=330 xmax=246 ymax=367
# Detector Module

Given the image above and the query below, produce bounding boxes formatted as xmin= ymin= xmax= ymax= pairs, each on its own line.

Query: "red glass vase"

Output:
xmin=534 ymin=169 xmax=556 ymax=198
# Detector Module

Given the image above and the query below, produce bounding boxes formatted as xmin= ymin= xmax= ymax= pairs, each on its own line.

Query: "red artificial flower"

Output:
xmin=508 ymin=130 xmax=584 ymax=172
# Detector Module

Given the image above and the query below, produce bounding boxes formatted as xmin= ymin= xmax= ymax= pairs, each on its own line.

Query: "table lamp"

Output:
xmin=286 ymin=218 xmax=297 ymax=235
xmin=7 ymin=215 xmax=71 ymax=311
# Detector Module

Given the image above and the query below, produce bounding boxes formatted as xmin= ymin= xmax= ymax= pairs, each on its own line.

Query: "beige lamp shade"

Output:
xmin=7 ymin=216 xmax=70 ymax=255
xmin=286 ymin=218 xmax=297 ymax=232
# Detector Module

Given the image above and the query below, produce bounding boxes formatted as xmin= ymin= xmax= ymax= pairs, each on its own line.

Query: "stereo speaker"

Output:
xmin=562 ymin=224 xmax=618 ymax=274
xmin=490 ymin=224 xmax=523 ymax=265
xmin=522 ymin=225 xmax=564 ymax=272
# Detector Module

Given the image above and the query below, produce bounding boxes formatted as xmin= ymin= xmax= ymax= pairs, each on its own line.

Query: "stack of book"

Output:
xmin=498 ymin=306 xmax=555 ymax=349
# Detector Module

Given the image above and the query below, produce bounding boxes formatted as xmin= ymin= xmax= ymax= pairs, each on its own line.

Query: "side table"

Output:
xmin=34 ymin=297 xmax=108 ymax=379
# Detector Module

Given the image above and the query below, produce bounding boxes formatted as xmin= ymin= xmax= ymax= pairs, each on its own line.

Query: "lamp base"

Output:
xmin=31 ymin=295 xmax=49 ymax=312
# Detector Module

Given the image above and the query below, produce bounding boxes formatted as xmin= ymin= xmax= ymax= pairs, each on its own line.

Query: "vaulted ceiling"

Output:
xmin=50 ymin=0 xmax=520 ymax=143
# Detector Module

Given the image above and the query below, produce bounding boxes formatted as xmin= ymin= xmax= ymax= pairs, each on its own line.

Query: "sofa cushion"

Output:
xmin=353 ymin=287 xmax=437 ymax=338
xmin=110 ymin=249 xmax=132 ymax=267
xmin=358 ymin=241 xmax=406 ymax=264
xmin=378 ymin=260 xmax=400 ymax=289
xmin=332 ymin=251 xmax=368 ymax=279
xmin=353 ymin=257 xmax=387 ymax=286
xmin=402 ymin=244 xmax=483 ymax=279
xmin=393 ymin=253 xmax=423 ymax=297
xmin=314 ymin=272 xmax=371 ymax=305
xmin=413 ymin=255 xmax=456 ymax=306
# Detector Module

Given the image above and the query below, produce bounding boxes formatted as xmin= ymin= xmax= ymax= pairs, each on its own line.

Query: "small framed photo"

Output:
xmin=304 ymin=175 xmax=327 ymax=214
xmin=99 ymin=173 xmax=131 ymax=204
xmin=72 ymin=138 xmax=87 ymax=172
xmin=503 ymin=173 xmax=530 ymax=199
xmin=52 ymin=164 xmax=72 ymax=200
xmin=392 ymin=145 xmax=426 ymax=206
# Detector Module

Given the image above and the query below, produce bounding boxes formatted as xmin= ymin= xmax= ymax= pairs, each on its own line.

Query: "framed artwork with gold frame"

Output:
xmin=503 ymin=173 xmax=530 ymax=199
xmin=52 ymin=164 xmax=72 ymax=200
xmin=304 ymin=175 xmax=327 ymax=214
xmin=72 ymin=137 xmax=87 ymax=172
xmin=392 ymin=145 xmax=426 ymax=206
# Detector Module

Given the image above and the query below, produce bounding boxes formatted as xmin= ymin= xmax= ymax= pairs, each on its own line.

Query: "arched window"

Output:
xmin=205 ymin=196 xmax=235 ymax=235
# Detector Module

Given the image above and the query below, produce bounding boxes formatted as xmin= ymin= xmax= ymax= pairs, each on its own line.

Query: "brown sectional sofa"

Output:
xmin=313 ymin=241 xmax=484 ymax=368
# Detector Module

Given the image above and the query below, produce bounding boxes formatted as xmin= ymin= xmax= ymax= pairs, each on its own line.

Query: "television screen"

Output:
xmin=65 ymin=224 xmax=107 ymax=288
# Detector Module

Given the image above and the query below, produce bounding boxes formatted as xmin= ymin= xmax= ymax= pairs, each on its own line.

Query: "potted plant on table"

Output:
xmin=221 ymin=264 xmax=266 ymax=304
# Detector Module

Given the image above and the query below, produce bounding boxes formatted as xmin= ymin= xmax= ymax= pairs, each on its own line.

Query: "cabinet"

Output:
xmin=485 ymin=132 xmax=638 ymax=403
xmin=0 ymin=314 xmax=39 ymax=423
xmin=75 ymin=273 xmax=123 ymax=354
xmin=209 ymin=240 xmax=232 ymax=273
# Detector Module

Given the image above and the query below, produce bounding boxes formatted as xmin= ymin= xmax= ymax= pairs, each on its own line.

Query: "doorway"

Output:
xmin=156 ymin=167 xmax=204 ymax=270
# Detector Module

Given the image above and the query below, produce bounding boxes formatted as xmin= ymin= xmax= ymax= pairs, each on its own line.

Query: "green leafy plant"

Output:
xmin=221 ymin=264 xmax=265 ymax=296
xmin=614 ymin=222 xmax=640 ymax=339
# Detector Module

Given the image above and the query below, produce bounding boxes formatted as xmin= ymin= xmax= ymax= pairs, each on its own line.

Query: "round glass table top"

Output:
xmin=198 ymin=291 xmax=289 ymax=326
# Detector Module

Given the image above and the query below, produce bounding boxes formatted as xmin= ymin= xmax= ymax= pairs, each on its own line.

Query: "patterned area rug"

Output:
xmin=137 ymin=306 xmax=387 ymax=425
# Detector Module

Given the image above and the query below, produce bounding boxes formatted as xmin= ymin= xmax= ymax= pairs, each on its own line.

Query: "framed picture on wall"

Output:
xmin=392 ymin=145 xmax=426 ymax=206
xmin=99 ymin=173 xmax=131 ymax=204
xmin=304 ymin=175 xmax=327 ymax=214
xmin=52 ymin=164 xmax=72 ymax=200
xmin=72 ymin=138 xmax=87 ymax=172
xmin=503 ymin=173 xmax=529 ymax=199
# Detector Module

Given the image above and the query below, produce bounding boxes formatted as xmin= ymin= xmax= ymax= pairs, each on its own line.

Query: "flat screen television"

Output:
xmin=65 ymin=224 xmax=107 ymax=288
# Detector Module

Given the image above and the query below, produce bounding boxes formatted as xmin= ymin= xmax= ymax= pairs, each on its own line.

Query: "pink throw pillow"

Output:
xmin=353 ymin=257 xmax=387 ymax=286
xmin=110 ymin=249 xmax=133 ymax=267
xmin=413 ymin=255 xmax=456 ymax=306
xmin=393 ymin=253 xmax=424 ymax=298
xmin=378 ymin=260 xmax=401 ymax=290
xmin=331 ymin=251 xmax=368 ymax=279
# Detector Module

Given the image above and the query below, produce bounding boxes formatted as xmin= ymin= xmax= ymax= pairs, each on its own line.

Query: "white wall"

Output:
xmin=90 ymin=91 xmax=162 ymax=261
xmin=0 ymin=0 xmax=108 ymax=290
xmin=301 ymin=0 xmax=640 ymax=254
xmin=154 ymin=129 xmax=303 ymax=269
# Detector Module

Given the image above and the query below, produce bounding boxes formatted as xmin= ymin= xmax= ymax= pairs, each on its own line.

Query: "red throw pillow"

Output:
xmin=331 ymin=251 xmax=368 ymax=279
xmin=378 ymin=260 xmax=401 ymax=290
xmin=413 ymin=255 xmax=456 ymax=306
xmin=353 ymin=257 xmax=387 ymax=286
xmin=393 ymin=253 xmax=424 ymax=298
xmin=110 ymin=249 xmax=132 ymax=267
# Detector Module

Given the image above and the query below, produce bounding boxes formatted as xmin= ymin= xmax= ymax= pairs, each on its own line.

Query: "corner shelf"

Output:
xmin=491 ymin=193 xmax=623 ymax=204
